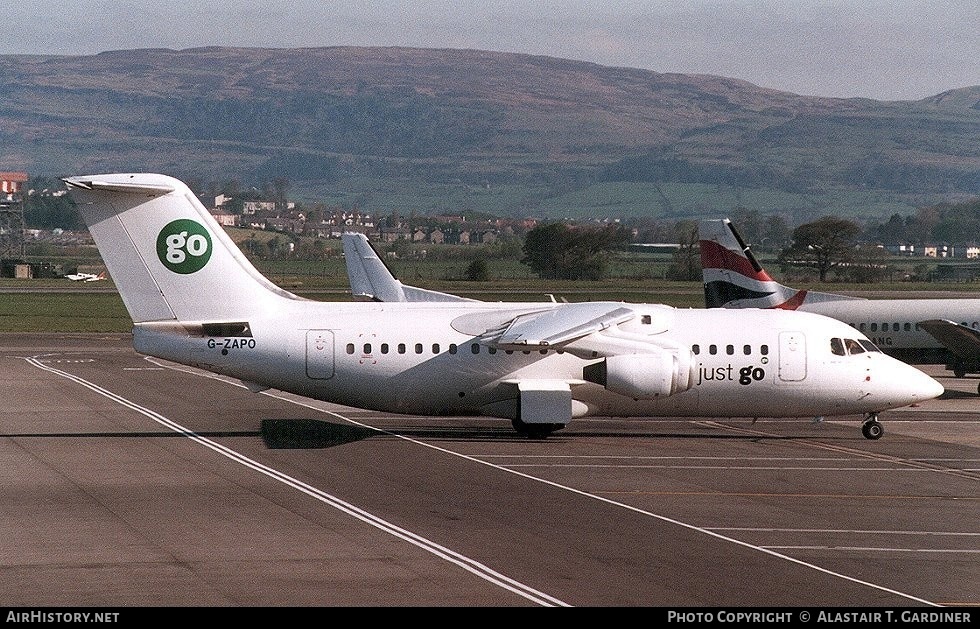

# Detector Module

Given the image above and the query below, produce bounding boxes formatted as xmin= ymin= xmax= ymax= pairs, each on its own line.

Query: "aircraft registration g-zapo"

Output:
xmin=700 ymin=217 xmax=980 ymax=388
xmin=64 ymin=173 xmax=943 ymax=440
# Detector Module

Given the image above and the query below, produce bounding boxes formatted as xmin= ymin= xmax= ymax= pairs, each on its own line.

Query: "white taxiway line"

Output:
xmin=25 ymin=356 xmax=569 ymax=608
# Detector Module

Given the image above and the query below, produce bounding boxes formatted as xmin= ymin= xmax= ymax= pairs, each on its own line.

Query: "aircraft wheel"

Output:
xmin=861 ymin=420 xmax=884 ymax=440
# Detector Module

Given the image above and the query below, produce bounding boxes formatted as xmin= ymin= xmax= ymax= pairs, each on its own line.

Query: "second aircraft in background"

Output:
xmin=700 ymin=217 xmax=980 ymax=386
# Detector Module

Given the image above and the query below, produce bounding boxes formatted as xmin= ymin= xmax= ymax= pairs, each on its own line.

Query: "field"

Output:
xmin=4 ymin=248 xmax=980 ymax=333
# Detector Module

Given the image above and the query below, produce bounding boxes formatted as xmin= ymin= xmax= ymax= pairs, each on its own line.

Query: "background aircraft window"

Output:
xmin=692 ymin=344 xmax=700 ymax=355
xmin=398 ymin=343 xmax=406 ymax=354
xmin=540 ymin=349 xmax=548 ymax=354
xmin=760 ymin=345 xmax=769 ymax=355
xmin=415 ymin=343 xmax=423 ymax=354
xmin=709 ymin=344 xmax=717 ymax=355
xmin=432 ymin=343 xmax=440 ymax=354
xmin=870 ymin=323 xmax=878 ymax=332
xmin=449 ymin=344 xmax=458 ymax=354
xmin=859 ymin=323 xmax=866 ymax=331
xmin=471 ymin=343 xmax=480 ymax=354
xmin=363 ymin=343 xmax=372 ymax=354
xmin=726 ymin=344 xmax=734 ymax=355
xmin=743 ymin=344 xmax=751 ymax=355
xmin=892 ymin=323 xmax=899 ymax=331
xmin=904 ymin=323 xmax=911 ymax=331
xmin=489 ymin=347 xmax=497 ymax=354
xmin=381 ymin=343 xmax=389 ymax=354
xmin=505 ymin=350 xmax=514 ymax=354
xmin=831 ymin=338 xmax=845 ymax=356
xmin=346 ymin=343 xmax=355 ymax=354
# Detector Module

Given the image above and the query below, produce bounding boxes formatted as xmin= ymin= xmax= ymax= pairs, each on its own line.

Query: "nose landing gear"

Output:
xmin=861 ymin=413 xmax=884 ymax=440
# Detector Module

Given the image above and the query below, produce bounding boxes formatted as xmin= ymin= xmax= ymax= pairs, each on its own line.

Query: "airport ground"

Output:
xmin=0 ymin=333 xmax=977 ymax=608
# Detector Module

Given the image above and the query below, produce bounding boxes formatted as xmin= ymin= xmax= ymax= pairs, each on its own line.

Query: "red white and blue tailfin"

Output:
xmin=699 ymin=218 xmax=861 ymax=310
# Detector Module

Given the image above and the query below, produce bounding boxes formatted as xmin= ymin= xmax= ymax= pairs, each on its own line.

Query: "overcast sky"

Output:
xmin=6 ymin=1 xmax=978 ymax=101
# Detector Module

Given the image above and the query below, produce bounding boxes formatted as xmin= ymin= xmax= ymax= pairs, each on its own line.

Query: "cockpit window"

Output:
xmin=845 ymin=338 xmax=865 ymax=355
xmin=859 ymin=340 xmax=882 ymax=353
xmin=830 ymin=338 xmax=845 ymax=356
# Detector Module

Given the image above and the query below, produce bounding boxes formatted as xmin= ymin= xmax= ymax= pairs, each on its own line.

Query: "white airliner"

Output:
xmin=63 ymin=174 xmax=943 ymax=440
xmin=700 ymin=217 xmax=980 ymax=387
xmin=342 ymin=232 xmax=473 ymax=303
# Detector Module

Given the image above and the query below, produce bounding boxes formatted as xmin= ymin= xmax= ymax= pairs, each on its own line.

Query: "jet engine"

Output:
xmin=583 ymin=349 xmax=694 ymax=399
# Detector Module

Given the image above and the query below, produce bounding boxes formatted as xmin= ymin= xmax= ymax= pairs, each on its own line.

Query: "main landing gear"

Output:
xmin=861 ymin=413 xmax=884 ymax=440
xmin=511 ymin=418 xmax=564 ymax=439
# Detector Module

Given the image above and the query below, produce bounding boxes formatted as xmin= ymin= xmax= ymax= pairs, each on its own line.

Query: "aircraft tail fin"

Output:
xmin=341 ymin=232 xmax=475 ymax=302
xmin=698 ymin=218 xmax=862 ymax=309
xmin=64 ymin=173 xmax=304 ymax=324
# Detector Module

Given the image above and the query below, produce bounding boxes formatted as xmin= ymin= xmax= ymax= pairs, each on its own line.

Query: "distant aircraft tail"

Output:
xmin=698 ymin=218 xmax=861 ymax=309
xmin=341 ymin=231 xmax=475 ymax=302
xmin=64 ymin=173 xmax=304 ymax=324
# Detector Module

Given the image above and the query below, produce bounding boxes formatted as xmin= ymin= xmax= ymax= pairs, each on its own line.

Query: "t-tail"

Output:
xmin=699 ymin=218 xmax=863 ymax=310
xmin=63 ymin=173 xmax=306 ymax=325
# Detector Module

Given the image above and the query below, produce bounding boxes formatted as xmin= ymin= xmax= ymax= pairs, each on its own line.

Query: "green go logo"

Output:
xmin=156 ymin=219 xmax=212 ymax=274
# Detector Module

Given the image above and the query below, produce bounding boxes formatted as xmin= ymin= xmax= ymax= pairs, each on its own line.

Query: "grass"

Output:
xmin=4 ymin=251 xmax=980 ymax=333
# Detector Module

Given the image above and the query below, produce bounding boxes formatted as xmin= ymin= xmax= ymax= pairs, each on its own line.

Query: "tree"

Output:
xmin=520 ymin=223 xmax=629 ymax=280
xmin=665 ymin=220 xmax=700 ymax=281
xmin=777 ymin=216 xmax=861 ymax=281
xmin=465 ymin=258 xmax=491 ymax=281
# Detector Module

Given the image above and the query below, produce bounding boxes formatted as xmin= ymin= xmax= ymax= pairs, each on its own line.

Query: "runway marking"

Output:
xmin=143 ymin=357 xmax=944 ymax=607
xmin=23 ymin=356 xmax=569 ymax=608
xmin=764 ymin=547 xmax=980 ymax=554
xmin=712 ymin=528 xmax=980 ymax=536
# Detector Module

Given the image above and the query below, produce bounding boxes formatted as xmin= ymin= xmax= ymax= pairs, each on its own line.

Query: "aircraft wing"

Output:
xmin=480 ymin=302 xmax=635 ymax=349
xmin=341 ymin=232 xmax=474 ymax=302
xmin=917 ymin=319 xmax=980 ymax=361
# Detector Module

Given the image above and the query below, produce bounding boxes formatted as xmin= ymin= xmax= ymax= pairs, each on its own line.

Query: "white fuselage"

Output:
xmin=800 ymin=299 xmax=979 ymax=350
xmin=133 ymin=301 xmax=941 ymax=421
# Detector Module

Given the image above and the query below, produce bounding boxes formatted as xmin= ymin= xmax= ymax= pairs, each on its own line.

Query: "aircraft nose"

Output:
xmin=903 ymin=365 xmax=945 ymax=404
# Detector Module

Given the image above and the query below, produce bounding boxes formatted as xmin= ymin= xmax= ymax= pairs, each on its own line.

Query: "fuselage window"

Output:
xmin=415 ymin=343 xmax=423 ymax=354
xmin=743 ymin=344 xmax=751 ymax=355
xmin=432 ymin=343 xmax=440 ymax=354
xmin=709 ymin=344 xmax=717 ymax=355
xmin=471 ymin=343 xmax=480 ymax=354
xmin=859 ymin=323 xmax=866 ymax=331
xmin=539 ymin=349 xmax=547 ymax=355
xmin=363 ymin=343 xmax=372 ymax=354
xmin=760 ymin=344 xmax=769 ymax=356
xmin=449 ymin=344 xmax=458 ymax=355
xmin=904 ymin=323 xmax=911 ymax=331
xmin=346 ymin=343 xmax=355 ymax=355
xmin=726 ymin=344 xmax=734 ymax=355
xmin=870 ymin=323 xmax=878 ymax=332
xmin=830 ymin=337 xmax=845 ymax=356
xmin=381 ymin=343 xmax=389 ymax=354
xmin=398 ymin=343 xmax=406 ymax=354
xmin=489 ymin=347 xmax=498 ymax=354
xmin=892 ymin=323 xmax=899 ymax=331
xmin=692 ymin=344 xmax=700 ymax=355
xmin=641 ymin=315 xmax=652 ymax=324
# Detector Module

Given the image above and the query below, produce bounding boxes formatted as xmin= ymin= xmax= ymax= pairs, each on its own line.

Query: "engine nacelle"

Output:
xmin=583 ymin=350 xmax=694 ymax=399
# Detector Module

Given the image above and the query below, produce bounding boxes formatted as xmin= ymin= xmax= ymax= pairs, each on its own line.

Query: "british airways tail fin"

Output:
xmin=64 ymin=173 xmax=305 ymax=324
xmin=698 ymin=218 xmax=862 ymax=309
xmin=341 ymin=232 xmax=475 ymax=302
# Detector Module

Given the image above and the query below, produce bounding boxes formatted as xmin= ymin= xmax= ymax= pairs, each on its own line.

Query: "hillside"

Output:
xmin=1 ymin=46 xmax=978 ymax=221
